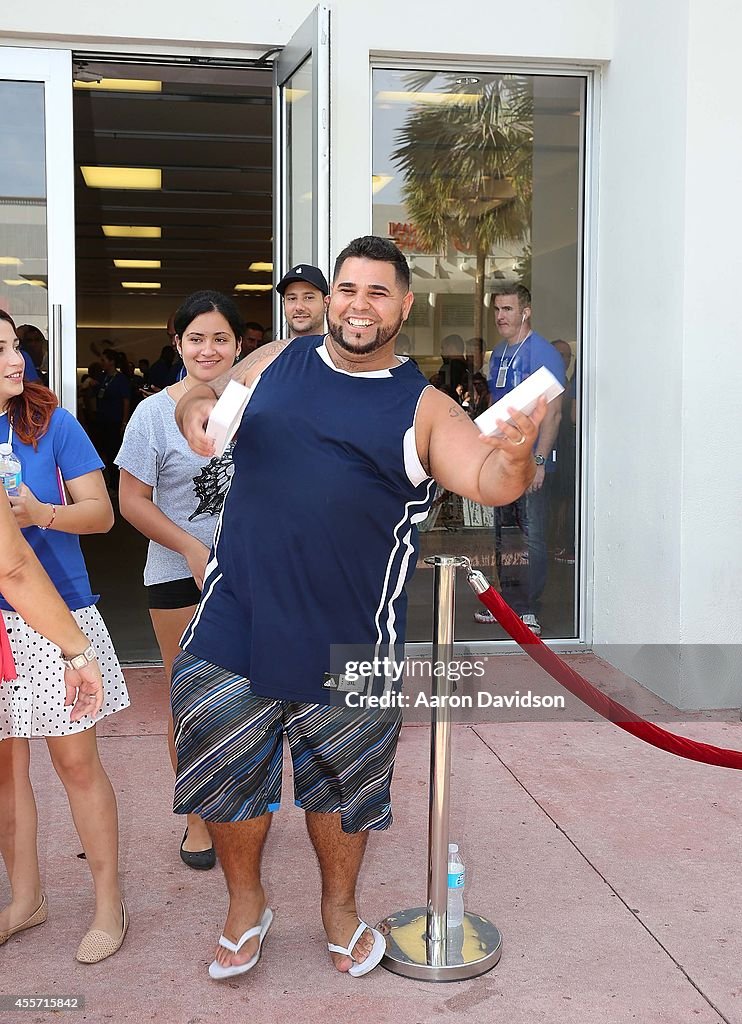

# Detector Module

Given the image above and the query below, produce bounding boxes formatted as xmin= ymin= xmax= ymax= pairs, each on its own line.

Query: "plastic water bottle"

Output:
xmin=447 ymin=842 xmax=465 ymax=928
xmin=0 ymin=443 xmax=22 ymax=496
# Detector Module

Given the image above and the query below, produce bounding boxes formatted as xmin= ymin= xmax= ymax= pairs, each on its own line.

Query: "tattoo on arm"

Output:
xmin=227 ymin=340 xmax=290 ymax=390
xmin=447 ymin=405 xmax=466 ymax=418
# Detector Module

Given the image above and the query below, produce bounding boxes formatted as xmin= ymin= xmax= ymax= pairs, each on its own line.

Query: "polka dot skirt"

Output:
xmin=0 ymin=605 xmax=130 ymax=738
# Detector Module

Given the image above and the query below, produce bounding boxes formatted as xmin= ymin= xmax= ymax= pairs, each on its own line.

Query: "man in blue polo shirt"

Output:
xmin=475 ymin=285 xmax=565 ymax=635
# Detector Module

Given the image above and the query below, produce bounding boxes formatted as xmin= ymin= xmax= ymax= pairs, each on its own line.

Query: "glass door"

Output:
xmin=0 ymin=47 xmax=76 ymax=411
xmin=372 ymin=66 xmax=588 ymax=644
xmin=273 ymin=4 xmax=330 ymax=330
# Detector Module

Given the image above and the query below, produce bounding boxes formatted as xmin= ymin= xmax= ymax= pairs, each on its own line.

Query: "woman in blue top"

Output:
xmin=0 ymin=310 xmax=129 ymax=963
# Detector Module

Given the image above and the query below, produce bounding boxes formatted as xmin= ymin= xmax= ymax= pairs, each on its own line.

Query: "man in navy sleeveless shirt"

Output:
xmin=173 ymin=236 xmax=546 ymax=980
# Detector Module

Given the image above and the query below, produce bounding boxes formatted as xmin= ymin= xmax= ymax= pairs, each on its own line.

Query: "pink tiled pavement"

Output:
xmin=1 ymin=660 xmax=740 ymax=1023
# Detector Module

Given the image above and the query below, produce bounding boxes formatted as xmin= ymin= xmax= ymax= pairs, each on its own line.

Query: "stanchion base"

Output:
xmin=377 ymin=908 xmax=502 ymax=982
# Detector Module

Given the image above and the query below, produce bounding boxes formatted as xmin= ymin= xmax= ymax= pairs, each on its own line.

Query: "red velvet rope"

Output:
xmin=474 ymin=583 xmax=742 ymax=770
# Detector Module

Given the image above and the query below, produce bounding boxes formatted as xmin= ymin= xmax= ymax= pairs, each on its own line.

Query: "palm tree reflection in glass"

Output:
xmin=391 ymin=73 xmax=534 ymax=342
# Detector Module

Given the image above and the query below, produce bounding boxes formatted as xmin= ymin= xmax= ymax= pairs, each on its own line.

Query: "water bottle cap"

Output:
xmin=448 ymin=843 xmax=458 ymax=854
xmin=0 ymin=443 xmax=11 ymax=456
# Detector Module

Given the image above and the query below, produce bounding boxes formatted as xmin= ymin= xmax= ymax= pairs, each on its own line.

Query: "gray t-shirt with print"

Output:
xmin=115 ymin=389 xmax=233 ymax=586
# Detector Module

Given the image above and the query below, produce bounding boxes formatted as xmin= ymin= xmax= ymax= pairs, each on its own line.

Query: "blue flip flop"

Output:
xmin=328 ymin=920 xmax=386 ymax=977
xmin=208 ymin=908 xmax=273 ymax=980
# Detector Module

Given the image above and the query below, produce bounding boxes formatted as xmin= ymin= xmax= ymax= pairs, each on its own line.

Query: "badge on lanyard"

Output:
xmin=495 ymin=335 xmax=528 ymax=392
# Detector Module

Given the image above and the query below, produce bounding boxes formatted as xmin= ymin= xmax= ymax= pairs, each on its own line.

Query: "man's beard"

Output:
xmin=327 ymin=313 xmax=404 ymax=356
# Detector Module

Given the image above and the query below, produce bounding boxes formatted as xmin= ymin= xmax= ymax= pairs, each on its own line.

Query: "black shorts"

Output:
xmin=146 ymin=577 xmax=201 ymax=610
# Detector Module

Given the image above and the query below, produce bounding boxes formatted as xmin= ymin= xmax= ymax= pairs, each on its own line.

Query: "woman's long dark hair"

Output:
xmin=173 ymin=290 xmax=244 ymax=340
xmin=0 ymin=310 xmax=57 ymax=449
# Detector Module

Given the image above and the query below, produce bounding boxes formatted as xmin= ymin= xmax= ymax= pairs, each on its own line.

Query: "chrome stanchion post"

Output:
xmin=426 ymin=556 xmax=457 ymax=966
xmin=379 ymin=555 xmax=503 ymax=981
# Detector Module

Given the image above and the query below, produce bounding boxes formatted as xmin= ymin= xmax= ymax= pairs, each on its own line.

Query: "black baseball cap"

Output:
xmin=276 ymin=264 xmax=329 ymax=296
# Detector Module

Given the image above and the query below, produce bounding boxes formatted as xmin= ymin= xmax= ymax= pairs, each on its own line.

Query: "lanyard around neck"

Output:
xmin=495 ymin=330 xmax=531 ymax=388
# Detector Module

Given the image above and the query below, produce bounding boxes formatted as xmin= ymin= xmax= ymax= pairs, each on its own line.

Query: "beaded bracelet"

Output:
xmin=40 ymin=504 xmax=56 ymax=531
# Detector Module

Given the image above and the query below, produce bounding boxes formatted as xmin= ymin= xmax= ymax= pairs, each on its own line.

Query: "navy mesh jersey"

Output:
xmin=181 ymin=335 xmax=435 ymax=702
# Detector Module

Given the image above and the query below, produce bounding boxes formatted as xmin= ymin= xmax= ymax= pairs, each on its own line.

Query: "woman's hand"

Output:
xmin=183 ymin=538 xmax=211 ymax=590
xmin=65 ymin=659 xmax=105 ymax=722
xmin=8 ymin=484 xmax=54 ymax=530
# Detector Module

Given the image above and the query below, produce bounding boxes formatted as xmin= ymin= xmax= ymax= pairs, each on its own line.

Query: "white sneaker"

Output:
xmin=474 ymin=608 xmax=496 ymax=624
xmin=520 ymin=613 xmax=541 ymax=635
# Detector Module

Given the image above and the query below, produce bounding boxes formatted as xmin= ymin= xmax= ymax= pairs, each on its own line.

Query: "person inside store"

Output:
xmin=474 ymin=286 xmax=565 ymax=635
xmin=146 ymin=344 xmax=177 ymax=393
xmin=468 ymin=371 xmax=492 ymax=419
xmin=16 ymin=324 xmax=48 ymax=385
xmin=96 ymin=348 xmax=131 ymax=488
xmin=173 ymin=236 xmax=545 ymax=981
xmin=241 ymin=322 xmax=265 ymax=356
xmin=439 ymin=333 xmax=469 ymax=400
xmin=276 ymin=264 xmax=328 ymax=339
xmin=138 ymin=358 xmax=151 ymax=385
xmin=116 ymin=290 xmax=242 ymax=872
xmin=0 ymin=309 xmax=129 ymax=963
xmin=78 ymin=361 xmax=103 ymax=437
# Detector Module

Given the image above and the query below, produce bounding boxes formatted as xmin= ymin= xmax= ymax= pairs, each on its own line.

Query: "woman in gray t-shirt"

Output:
xmin=116 ymin=290 xmax=242 ymax=870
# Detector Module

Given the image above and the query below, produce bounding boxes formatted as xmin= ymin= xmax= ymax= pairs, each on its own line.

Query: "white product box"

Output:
xmin=206 ymin=379 xmax=253 ymax=456
xmin=474 ymin=365 xmax=564 ymax=437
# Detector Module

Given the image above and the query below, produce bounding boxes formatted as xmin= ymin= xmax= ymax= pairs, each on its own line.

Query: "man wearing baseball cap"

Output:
xmin=276 ymin=264 xmax=328 ymax=339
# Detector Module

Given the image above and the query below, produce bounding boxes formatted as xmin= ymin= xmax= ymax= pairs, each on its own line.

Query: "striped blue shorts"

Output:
xmin=171 ymin=652 xmax=403 ymax=833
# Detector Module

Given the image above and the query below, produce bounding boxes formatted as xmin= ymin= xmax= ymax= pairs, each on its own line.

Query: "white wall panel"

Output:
xmin=2 ymin=0 xmax=611 ymax=56
xmin=591 ymin=0 xmax=690 ymax=702
xmin=676 ymin=0 xmax=742 ymax=704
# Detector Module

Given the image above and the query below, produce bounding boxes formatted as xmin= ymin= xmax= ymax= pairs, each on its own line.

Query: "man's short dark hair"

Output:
xmin=16 ymin=324 xmax=46 ymax=347
xmin=244 ymin=321 xmax=264 ymax=334
xmin=332 ymin=235 xmax=410 ymax=292
xmin=495 ymin=284 xmax=531 ymax=311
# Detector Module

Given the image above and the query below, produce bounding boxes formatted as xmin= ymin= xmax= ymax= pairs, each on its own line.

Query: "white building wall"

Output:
xmin=591 ymin=0 xmax=689 ymax=704
xmin=593 ymin=0 xmax=742 ymax=708
xmin=2 ymin=0 xmax=611 ymax=55
xmin=677 ymin=0 xmax=742 ymax=704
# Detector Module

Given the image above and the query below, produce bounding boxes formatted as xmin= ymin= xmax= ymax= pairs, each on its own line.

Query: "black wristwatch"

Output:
xmin=534 ymin=455 xmax=546 ymax=466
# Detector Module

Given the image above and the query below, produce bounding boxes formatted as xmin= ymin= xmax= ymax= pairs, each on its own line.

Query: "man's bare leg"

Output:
xmin=208 ymin=813 xmax=271 ymax=970
xmin=305 ymin=811 xmax=376 ymax=973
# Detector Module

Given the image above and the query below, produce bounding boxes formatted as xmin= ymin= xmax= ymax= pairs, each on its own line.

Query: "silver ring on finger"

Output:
xmin=511 ymin=432 xmax=527 ymax=446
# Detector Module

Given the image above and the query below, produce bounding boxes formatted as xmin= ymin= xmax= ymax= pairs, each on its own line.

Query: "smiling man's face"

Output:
xmin=283 ymin=282 xmax=326 ymax=337
xmin=326 ymin=257 xmax=413 ymax=358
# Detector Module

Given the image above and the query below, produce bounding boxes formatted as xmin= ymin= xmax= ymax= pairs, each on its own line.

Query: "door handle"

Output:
xmin=49 ymin=303 xmax=63 ymax=402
